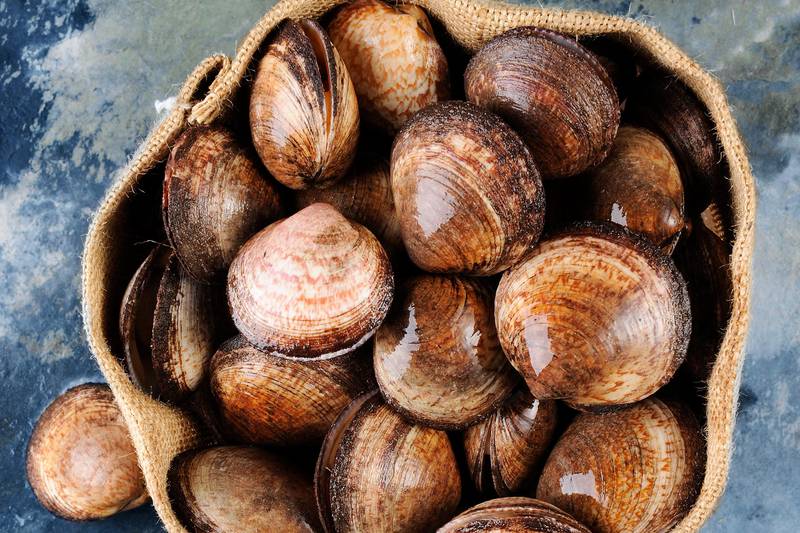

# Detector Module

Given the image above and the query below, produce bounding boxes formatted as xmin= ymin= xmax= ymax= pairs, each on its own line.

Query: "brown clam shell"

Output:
xmin=328 ymin=0 xmax=450 ymax=133
xmin=168 ymin=446 xmax=320 ymax=532
xmin=577 ymin=126 xmax=686 ymax=252
xmin=119 ymin=245 xmax=171 ymax=394
xmin=626 ymin=71 xmax=722 ymax=214
xmin=536 ymin=398 xmax=705 ymax=533
xmin=391 ymin=101 xmax=545 ymax=275
xmin=209 ymin=334 xmax=376 ymax=446
xmin=495 ymin=223 xmax=690 ymax=409
xmin=374 ymin=274 xmax=518 ymax=429
xmin=163 ymin=125 xmax=282 ymax=284
xmin=438 ymin=497 xmax=591 ymax=533
xmin=294 ymin=148 xmax=404 ymax=258
xmin=227 ymin=203 xmax=394 ymax=358
xmin=465 ymin=27 xmax=620 ymax=179
xmin=673 ymin=203 xmax=732 ymax=383
xmin=151 ymin=254 xmax=227 ymax=403
xmin=315 ymin=391 xmax=461 ymax=532
xmin=26 ymin=384 xmax=148 ymax=521
xmin=250 ymin=19 xmax=359 ymax=189
xmin=464 ymin=389 xmax=558 ymax=495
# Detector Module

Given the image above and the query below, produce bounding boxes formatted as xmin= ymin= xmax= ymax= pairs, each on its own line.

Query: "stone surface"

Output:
xmin=0 ymin=0 xmax=797 ymax=531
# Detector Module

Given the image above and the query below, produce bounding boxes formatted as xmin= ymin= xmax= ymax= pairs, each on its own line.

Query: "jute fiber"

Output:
xmin=81 ymin=1 xmax=755 ymax=531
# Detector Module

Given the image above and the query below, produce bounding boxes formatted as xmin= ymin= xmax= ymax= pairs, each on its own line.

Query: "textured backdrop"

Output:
xmin=0 ymin=1 xmax=797 ymax=531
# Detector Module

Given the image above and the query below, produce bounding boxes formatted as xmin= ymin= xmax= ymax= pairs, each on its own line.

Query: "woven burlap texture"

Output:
xmin=81 ymin=1 xmax=755 ymax=532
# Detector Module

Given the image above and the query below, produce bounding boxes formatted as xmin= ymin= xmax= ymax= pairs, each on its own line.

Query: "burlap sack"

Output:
xmin=81 ymin=0 xmax=755 ymax=531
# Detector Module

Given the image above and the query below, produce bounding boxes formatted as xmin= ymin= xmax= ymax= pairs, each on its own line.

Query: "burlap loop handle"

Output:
xmin=83 ymin=2 xmax=755 ymax=532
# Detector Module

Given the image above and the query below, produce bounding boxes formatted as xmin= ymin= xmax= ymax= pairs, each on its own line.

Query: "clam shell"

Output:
xmin=210 ymin=334 xmax=376 ymax=446
xmin=294 ymin=148 xmax=404 ymax=258
xmin=465 ymin=27 xmax=619 ymax=179
xmin=626 ymin=71 xmax=722 ymax=214
xmin=168 ymin=446 xmax=320 ymax=532
xmin=151 ymin=254 xmax=227 ymax=403
xmin=227 ymin=203 xmax=394 ymax=358
xmin=578 ymin=126 xmax=686 ymax=252
xmin=536 ymin=398 xmax=705 ymax=533
xmin=328 ymin=0 xmax=450 ymax=133
xmin=464 ymin=389 xmax=558 ymax=495
xmin=250 ymin=19 xmax=359 ymax=189
xmin=374 ymin=274 xmax=518 ymax=429
xmin=495 ymin=223 xmax=691 ymax=409
xmin=119 ymin=245 xmax=172 ymax=394
xmin=26 ymin=384 xmax=148 ymax=521
xmin=315 ymin=392 xmax=461 ymax=532
xmin=438 ymin=497 xmax=591 ymax=533
xmin=391 ymin=101 xmax=545 ymax=275
xmin=163 ymin=125 xmax=282 ymax=284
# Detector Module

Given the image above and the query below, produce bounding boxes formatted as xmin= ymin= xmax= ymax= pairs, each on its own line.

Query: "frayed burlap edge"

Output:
xmin=82 ymin=1 xmax=755 ymax=532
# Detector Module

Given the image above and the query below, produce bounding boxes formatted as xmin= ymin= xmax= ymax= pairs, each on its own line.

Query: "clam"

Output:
xmin=227 ymin=203 xmax=393 ymax=358
xmin=210 ymin=334 xmax=376 ymax=446
xmin=465 ymin=27 xmax=619 ymax=179
xmin=581 ymin=36 xmax=639 ymax=103
xmin=536 ymin=398 xmax=705 ymax=533
xmin=673 ymin=203 xmax=732 ymax=382
xmin=168 ymin=446 xmax=320 ymax=532
xmin=315 ymin=391 xmax=461 ymax=532
xmin=120 ymin=247 xmax=227 ymax=402
xmin=391 ymin=101 xmax=545 ymax=275
xmin=626 ymin=71 xmax=722 ymax=214
xmin=464 ymin=389 xmax=558 ymax=495
xmin=374 ymin=274 xmax=518 ymax=429
xmin=495 ymin=223 xmax=691 ymax=409
xmin=294 ymin=147 xmax=404 ymax=258
xmin=438 ymin=497 xmax=591 ymax=533
xmin=26 ymin=384 xmax=148 ymax=521
xmin=250 ymin=19 xmax=359 ymax=189
xmin=328 ymin=0 xmax=450 ymax=133
xmin=163 ymin=125 xmax=282 ymax=284
xmin=577 ymin=126 xmax=686 ymax=253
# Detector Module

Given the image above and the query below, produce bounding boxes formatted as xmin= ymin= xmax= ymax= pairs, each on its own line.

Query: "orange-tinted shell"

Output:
xmin=374 ymin=275 xmax=518 ymax=429
xmin=495 ymin=223 xmax=690 ymax=409
xmin=465 ymin=27 xmax=619 ymax=179
xmin=391 ymin=101 xmax=545 ymax=275
xmin=537 ymin=399 xmax=705 ymax=533
xmin=26 ymin=384 xmax=148 ymax=521
xmin=328 ymin=0 xmax=449 ymax=133
xmin=438 ymin=497 xmax=591 ymax=533
xmin=227 ymin=203 xmax=394 ymax=358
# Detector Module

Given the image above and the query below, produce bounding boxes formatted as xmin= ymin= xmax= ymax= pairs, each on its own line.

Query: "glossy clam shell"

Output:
xmin=438 ymin=497 xmax=591 ymax=533
xmin=674 ymin=203 xmax=732 ymax=382
xmin=495 ymin=223 xmax=691 ymax=409
xmin=227 ymin=203 xmax=394 ymax=358
xmin=168 ymin=446 xmax=320 ymax=533
xmin=151 ymin=254 xmax=227 ymax=403
xmin=465 ymin=27 xmax=619 ymax=179
xmin=626 ymin=72 xmax=722 ymax=214
xmin=374 ymin=274 xmax=518 ymax=429
xmin=26 ymin=384 xmax=148 ymax=521
xmin=536 ymin=398 xmax=705 ymax=533
xmin=295 ymin=148 xmax=404 ymax=258
xmin=391 ymin=101 xmax=545 ymax=275
xmin=315 ymin=392 xmax=461 ymax=532
xmin=163 ymin=125 xmax=282 ymax=284
xmin=210 ymin=334 xmax=376 ymax=445
xmin=579 ymin=126 xmax=685 ymax=251
xmin=250 ymin=19 xmax=359 ymax=189
xmin=119 ymin=245 xmax=172 ymax=394
xmin=464 ymin=389 xmax=557 ymax=495
xmin=328 ymin=0 xmax=450 ymax=133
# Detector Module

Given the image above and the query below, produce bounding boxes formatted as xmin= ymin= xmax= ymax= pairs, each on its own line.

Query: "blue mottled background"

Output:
xmin=0 ymin=1 xmax=797 ymax=531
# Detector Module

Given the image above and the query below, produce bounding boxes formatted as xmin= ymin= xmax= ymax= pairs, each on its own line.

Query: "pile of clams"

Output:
xmin=29 ymin=2 xmax=733 ymax=531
